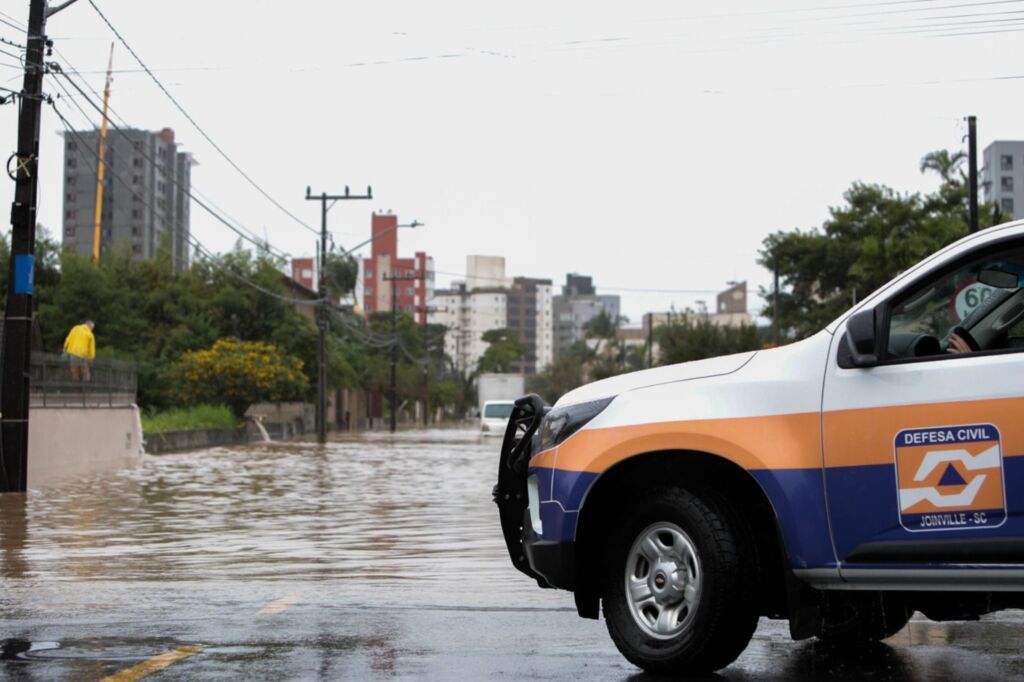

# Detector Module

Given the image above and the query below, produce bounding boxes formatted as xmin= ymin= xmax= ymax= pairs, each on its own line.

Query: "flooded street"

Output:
xmin=0 ymin=428 xmax=1022 ymax=680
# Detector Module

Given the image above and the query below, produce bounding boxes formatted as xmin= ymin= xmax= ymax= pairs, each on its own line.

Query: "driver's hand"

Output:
xmin=947 ymin=333 xmax=972 ymax=354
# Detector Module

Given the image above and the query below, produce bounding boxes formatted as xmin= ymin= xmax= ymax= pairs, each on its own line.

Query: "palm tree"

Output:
xmin=920 ymin=150 xmax=967 ymax=184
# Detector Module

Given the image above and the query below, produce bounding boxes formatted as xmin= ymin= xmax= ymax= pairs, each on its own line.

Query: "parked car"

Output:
xmin=495 ymin=221 xmax=1024 ymax=675
xmin=480 ymin=400 xmax=515 ymax=436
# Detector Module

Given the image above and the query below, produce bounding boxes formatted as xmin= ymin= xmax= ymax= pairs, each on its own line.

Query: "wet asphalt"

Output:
xmin=0 ymin=428 xmax=1023 ymax=681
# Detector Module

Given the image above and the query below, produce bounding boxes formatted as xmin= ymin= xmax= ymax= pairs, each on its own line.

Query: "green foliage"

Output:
xmin=527 ymin=340 xmax=593 ymax=404
xmin=175 ymin=338 xmax=309 ymax=418
xmin=141 ymin=404 xmax=237 ymax=434
xmin=478 ymin=328 xmax=528 ymax=374
xmin=322 ymin=249 xmax=359 ymax=299
xmin=760 ymin=149 xmax=1005 ymax=341
xmin=656 ymin=315 xmax=763 ymax=365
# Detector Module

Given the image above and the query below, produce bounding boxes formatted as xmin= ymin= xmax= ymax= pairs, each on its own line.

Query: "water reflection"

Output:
xmin=2 ymin=429 xmax=535 ymax=607
xmin=0 ymin=493 xmax=28 ymax=579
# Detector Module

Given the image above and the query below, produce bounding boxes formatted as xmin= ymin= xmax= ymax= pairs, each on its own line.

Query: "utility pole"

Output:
xmin=647 ymin=314 xmax=654 ymax=368
xmin=305 ymin=185 xmax=372 ymax=445
xmin=384 ymin=273 xmax=420 ymax=433
xmin=1 ymin=0 xmax=79 ymax=493
xmin=91 ymin=43 xmax=114 ymax=263
xmin=967 ymin=115 xmax=979 ymax=234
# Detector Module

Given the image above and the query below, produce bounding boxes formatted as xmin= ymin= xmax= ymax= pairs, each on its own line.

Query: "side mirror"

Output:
xmin=845 ymin=308 xmax=879 ymax=368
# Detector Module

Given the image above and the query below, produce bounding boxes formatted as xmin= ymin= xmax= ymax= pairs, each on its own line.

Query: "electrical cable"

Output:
xmin=431 ymin=269 xmax=721 ymax=294
xmin=85 ymin=0 xmax=319 ymax=237
xmin=50 ymin=101 xmax=323 ymax=307
xmin=49 ymin=66 xmax=293 ymax=260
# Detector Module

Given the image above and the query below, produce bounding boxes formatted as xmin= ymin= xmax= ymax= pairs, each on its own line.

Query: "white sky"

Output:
xmin=2 ymin=0 xmax=1023 ymax=322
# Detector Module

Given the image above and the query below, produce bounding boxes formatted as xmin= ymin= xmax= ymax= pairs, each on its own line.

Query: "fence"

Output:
xmin=28 ymin=352 xmax=138 ymax=408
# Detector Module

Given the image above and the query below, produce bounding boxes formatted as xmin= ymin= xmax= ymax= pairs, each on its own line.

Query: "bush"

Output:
xmin=142 ymin=404 xmax=237 ymax=434
xmin=175 ymin=338 xmax=309 ymax=418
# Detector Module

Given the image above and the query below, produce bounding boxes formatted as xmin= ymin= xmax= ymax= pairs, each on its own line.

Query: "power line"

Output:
xmin=85 ymin=0 xmax=319 ymax=236
xmin=431 ymin=269 xmax=721 ymax=294
xmin=51 ymin=101 xmax=322 ymax=307
xmin=49 ymin=65 xmax=293 ymax=259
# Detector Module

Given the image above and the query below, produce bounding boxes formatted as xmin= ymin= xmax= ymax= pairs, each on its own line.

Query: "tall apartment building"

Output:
xmin=361 ymin=213 xmax=434 ymax=324
xmin=429 ymin=256 xmax=508 ymax=374
xmin=983 ymin=141 xmax=1024 ymax=220
xmin=63 ymin=127 xmax=192 ymax=270
xmin=507 ymin=277 xmax=553 ymax=375
xmin=552 ymin=273 xmax=621 ymax=360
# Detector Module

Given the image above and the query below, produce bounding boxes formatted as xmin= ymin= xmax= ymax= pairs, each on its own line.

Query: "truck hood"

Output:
xmin=554 ymin=351 xmax=758 ymax=408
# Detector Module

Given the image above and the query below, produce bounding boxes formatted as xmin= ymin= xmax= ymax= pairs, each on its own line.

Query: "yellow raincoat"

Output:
xmin=63 ymin=324 xmax=95 ymax=360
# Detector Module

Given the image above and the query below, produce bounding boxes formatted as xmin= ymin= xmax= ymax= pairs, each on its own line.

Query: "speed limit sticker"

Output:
xmin=951 ymin=279 xmax=997 ymax=322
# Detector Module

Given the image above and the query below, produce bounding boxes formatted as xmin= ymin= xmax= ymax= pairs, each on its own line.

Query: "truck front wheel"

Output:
xmin=601 ymin=487 xmax=759 ymax=674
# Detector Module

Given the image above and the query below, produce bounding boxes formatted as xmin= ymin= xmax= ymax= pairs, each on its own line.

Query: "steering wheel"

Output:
xmin=946 ymin=325 xmax=980 ymax=353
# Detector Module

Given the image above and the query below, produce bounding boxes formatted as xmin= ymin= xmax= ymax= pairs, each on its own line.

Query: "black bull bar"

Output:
xmin=492 ymin=393 xmax=548 ymax=582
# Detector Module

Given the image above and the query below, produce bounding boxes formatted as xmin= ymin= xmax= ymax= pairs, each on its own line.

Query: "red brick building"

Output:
xmin=291 ymin=257 xmax=315 ymax=290
xmin=361 ymin=213 xmax=434 ymax=324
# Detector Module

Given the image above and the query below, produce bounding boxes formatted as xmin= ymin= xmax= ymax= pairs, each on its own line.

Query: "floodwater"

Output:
xmin=0 ymin=428 xmax=1021 ymax=680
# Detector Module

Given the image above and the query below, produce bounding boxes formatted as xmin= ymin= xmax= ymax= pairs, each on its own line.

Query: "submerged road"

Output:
xmin=0 ymin=428 xmax=1022 ymax=680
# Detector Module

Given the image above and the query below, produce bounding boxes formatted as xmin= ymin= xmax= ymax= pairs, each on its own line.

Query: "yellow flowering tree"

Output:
xmin=175 ymin=338 xmax=309 ymax=418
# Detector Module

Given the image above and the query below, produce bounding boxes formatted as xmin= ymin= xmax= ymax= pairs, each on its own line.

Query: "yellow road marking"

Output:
xmin=256 ymin=592 xmax=301 ymax=616
xmin=101 ymin=645 xmax=202 ymax=682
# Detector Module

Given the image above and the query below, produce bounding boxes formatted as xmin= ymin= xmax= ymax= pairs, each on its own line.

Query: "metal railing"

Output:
xmin=28 ymin=352 xmax=138 ymax=408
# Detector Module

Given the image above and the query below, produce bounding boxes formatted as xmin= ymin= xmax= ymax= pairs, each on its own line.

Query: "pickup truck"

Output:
xmin=495 ymin=221 xmax=1024 ymax=674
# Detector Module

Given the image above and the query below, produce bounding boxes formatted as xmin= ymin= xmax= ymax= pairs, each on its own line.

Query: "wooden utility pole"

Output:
xmin=967 ymin=115 xmax=979 ymax=234
xmin=1 ymin=0 xmax=80 ymax=492
xmin=91 ymin=43 xmax=114 ymax=263
xmin=305 ymin=186 xmax=372 ymax=444
xmin=383 ymin=272 xmax=420 ymax=433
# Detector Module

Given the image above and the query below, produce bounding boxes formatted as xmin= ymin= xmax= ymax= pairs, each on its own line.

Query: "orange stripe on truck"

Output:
xmin=547 ymin=412 xmax=822 ymax=474
xmin=824 ymin=396 xmax=1024 ymax=468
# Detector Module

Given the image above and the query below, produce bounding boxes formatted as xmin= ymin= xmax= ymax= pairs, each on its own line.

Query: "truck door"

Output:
xmin=821 ymin=238 xmax=1024 ymax=573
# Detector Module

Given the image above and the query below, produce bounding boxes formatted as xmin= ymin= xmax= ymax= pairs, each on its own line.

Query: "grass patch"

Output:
xmin=142 ymin=404 xmax=238 ymax=434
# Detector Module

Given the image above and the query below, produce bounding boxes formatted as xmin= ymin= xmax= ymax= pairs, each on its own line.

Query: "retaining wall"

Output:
xmin=27 ymin=406 xmax=144 ymax=489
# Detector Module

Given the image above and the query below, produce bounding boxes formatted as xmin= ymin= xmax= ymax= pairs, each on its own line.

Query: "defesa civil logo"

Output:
xmin=894 ymin=424 xmax=1006 ymax=532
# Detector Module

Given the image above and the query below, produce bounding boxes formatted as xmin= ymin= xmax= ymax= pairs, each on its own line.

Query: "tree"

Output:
xmin=478 ymin=328 xmax=528 ymax=374
xmin=759 ymin=148 xmax=1002 ymax=341
xmin=175 ymin=338 xmax=309 ymax=418
xmin=656 ymin=315 xmax=762 ymax=366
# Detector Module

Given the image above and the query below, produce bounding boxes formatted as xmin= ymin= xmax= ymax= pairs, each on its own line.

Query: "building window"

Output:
xmin=365 ymin=304 xmax=373 ymax=312
xmin=131 ymin=226 xmax=141 ymax=236
xmin=365 ymin=287 xmax=373 ymax=296
xmin=66 ymin=140 xmax=76 ymax=151
xmin=1002 ymin=176 xmax=1014 ymax=192
xmin=65 ymin=193 xmax=74 ymax=203
xmin=66 ymin=175 xmax=76 ymax=186
xmin=1002 ymin=198 xmax=1015 ymax=214
xmin=64 ymin=209 xmax=75 ymax=219
xmin=365 ymin=269 xmax=373 ymax=278
xmin=133 ymin=158 xmax=143 ymax=168
xmin=132 ymin=209 xmax=142 ymax=220
xmin=67 ymin=157 xmax=77 ymax=168
xmin=132 ymin=175 xmax=142 ymax=185
xmin=132 ymin=244 xmax=142 ymax=255
xmin=1001 ymin=155 xmax=1014 ymax=171
xmin=65 ymin=226 xmax=75 ymax=236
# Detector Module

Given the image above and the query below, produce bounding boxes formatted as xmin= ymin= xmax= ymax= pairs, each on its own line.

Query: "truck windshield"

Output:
xmin=484 ymin=403 xmax=515 ymax=419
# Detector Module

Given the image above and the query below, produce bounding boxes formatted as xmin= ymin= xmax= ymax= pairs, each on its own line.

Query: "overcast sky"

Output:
xmin=2 ymin=0 xmax=1023 ymax=322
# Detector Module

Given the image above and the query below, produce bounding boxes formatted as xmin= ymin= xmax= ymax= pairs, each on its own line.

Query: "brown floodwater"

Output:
xmin=1 ymin=428 xmax=1023 ymax=680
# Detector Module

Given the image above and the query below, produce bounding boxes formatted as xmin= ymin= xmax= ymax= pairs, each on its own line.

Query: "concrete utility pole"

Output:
xmin=384 ymin=273 xmax=420 ymax=433
xmin=1 ymin=0 xmax=79 ymax=493
xmin=967 ymin=115 xmax=979 ymax=234
xmin=305 ymin=186 xmax=372 ymax=445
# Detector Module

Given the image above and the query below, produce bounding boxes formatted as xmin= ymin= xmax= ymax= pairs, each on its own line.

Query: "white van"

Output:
xmin=496 ymin=221 xmax=1024 ymax=675
xmin=480 ymin=400 xmax=515 ymax=436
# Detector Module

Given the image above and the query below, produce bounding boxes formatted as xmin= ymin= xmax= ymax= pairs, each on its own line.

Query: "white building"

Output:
xmin=429 ymin=256 xmax=552 ymax=376
xmin=983 ymin=140 xmax=1024 ymax=220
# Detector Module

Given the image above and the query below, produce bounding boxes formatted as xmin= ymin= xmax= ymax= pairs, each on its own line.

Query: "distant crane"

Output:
xmin=91 ymin=42 xmax=114 ymax=264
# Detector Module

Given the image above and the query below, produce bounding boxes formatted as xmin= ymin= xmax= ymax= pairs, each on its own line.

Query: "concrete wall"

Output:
xmin=27 ymin=406 xmax=143 ymax=489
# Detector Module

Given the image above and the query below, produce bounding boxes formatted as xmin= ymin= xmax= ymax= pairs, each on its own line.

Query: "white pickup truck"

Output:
xmin=496 ymin=221 xmax=1024 ymax=675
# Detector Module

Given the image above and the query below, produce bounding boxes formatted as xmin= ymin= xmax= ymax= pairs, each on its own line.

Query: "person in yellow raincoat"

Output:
xmin=62 ymin=321 xmax=95 ymax=382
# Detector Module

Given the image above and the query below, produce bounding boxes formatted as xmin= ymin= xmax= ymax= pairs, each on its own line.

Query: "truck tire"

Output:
xmin=817 ymin=593 xmax=911 ymax=644
xmin=602 ymin=487 xmax=759 ymax=674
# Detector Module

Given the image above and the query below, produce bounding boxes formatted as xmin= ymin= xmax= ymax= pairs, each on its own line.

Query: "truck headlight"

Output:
xmin=538 ymin=397 xmax=614 ymax=452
